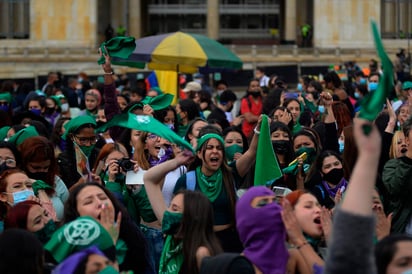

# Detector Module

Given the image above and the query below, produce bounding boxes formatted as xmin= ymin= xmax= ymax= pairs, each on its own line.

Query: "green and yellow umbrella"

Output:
xmin=111 ymin=31 xmax=243 ymax=73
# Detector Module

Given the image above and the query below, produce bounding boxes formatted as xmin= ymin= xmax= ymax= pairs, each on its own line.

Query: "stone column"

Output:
xmin=207 ymin=0 xmax=219 ymax=39
xmin=129 ymin=0 xmax=142 ymax=38
xmin=284 ymin=0 xmax=297 ymax=43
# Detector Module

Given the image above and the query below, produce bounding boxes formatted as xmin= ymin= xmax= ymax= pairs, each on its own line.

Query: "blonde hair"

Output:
xmin=389 ymin=130 xmax=405 ymax=159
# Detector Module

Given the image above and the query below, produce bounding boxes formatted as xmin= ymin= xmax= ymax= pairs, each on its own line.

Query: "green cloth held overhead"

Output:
xmin=62 ymin=115 xmax=96 ymax=140
xmin=97 ymin=112 xmax=194 ymax=153
xmin=0 ymin=126 xmax=10 ymax=141
xmin=359 ymin=21 xmax=394 ymax=122
xmin=8 ymin=126 xmax=39 ymax=146
xmin=0 ymin=92 xmax=12 ymax=103
xmin=44 ymin=216 xmax=115 ymax=263
xmin=254 ymin=115 xmax=282 ymax=186
xmin=141 ymin=93 xmax=174 ymax=111
xmin=98 ymin=36 xmax=136 ymax=66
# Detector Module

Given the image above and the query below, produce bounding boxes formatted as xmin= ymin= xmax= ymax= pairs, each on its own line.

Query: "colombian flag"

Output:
xmin=145 ymin=70 xmax=179 ymax=105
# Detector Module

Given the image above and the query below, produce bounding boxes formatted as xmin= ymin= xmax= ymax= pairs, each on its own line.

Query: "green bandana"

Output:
xmin=0 ymin=126 xmax=10 ymax=141
xmin=159 ymin=235 xmax=184 ymax=274
xmin=225 ymin=144 xmax=243 ymax=162
xmin=44 ymin=216 xmax=115 ymax=263
xmin=0 ymin=92 xmax=12 ymax=103
xmin=32 ymin=180 xmax=54 ymax=196
xmin=62 ymin=116 xmax=96 ymax=140
xmin=34 ymin=220 xmax=56 ymax=243
xmin=195 ymin=166 xmax=223 ymax=202
xmin=97 ymin=36 xmax=137 ymax=66
xmin=141 ymin=93 xmax=173 ymax=110
xmin=8 ymin=126 xmax=39 ymax=146
xmin=79 ymin=144 xmax=95 ymax=158
xmin=196 ymin=133 xmax=225 ymax=152
xmin=162 ymin=211 xmax=183 ymax=235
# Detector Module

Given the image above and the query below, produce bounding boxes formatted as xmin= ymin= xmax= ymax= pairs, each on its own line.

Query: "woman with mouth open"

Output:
xmin=173 ymin=122 xmax=259 ymax=253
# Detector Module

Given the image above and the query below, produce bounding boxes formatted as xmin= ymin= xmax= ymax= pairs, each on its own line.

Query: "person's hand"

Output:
xmin=98 ymin=46 xmax=112 ymax=73
xmin=106 ymin=159 xmax=121 ymax=182
xmin=174 ymin=150 xmax=195 ymax=166
xmin=334 ymin=186 xmax=344 ymax=205
xmin=233 ymin=152 xmax=243 ymax=161
xmin=353 ymin=118 xmax=381 ymax=158
xmin=280 ymin=92 xmax=286 ymax=106
xmin=143 ymin=105 xmax=154 ymax=116
xmin=99 ymin=202 xmax=122 ymax=244
xmin=374 ymin=205 xmax=392 ymax=241
xmin=131 ymin=159 xmax=140 ymax=173
xmin=276 ymin=109 xmax=292 ymax=126
xmin=320 ymin=207 xmax=332 ymax=244
xmin=320 ymin=91 xmax=333 ymax=108
xmin=386 ymin=99 xmax=397 ymax=124
xmin=281 ymin=199 xmax=307 ymax=246
xmin=232 ymin=115 xmax=244 ymax=127
xmin=90 ymin=173 xmax=103 ymax=185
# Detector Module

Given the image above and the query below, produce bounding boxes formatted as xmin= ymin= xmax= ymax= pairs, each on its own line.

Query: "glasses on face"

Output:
xmin=0 ymin=158 xmax=16 ymax=167
xmin=147 ymin=134 xmax=159 ymax=140
xmin=0 ymin=102 xmax=9 ymax=106
xmin=74 ymin=135 xmax=99 ymax=145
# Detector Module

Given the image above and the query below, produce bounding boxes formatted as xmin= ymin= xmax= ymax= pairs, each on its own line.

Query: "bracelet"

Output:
xmin=253 ymin=126 xmax=260 ymax=135
xmin=104 ymin=71 xmax=114 ymax=75
xmin=296 ymin=241 xmax=309 ymax=249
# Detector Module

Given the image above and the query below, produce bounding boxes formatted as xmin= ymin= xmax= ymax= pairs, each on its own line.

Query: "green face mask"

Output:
xmin=162 ymin=211 xmax=183 ymax=235
xmin=176 ymin=113 xmax=182 ymax=123
xmin=34 ymin=220 xmax=57 ymax=243
xmin=295 ymin=146 xmax=317 ymax=164
xmin=225 ymin=144 xmax=243 ymax=162
xmin=98 ymin=265 xmax=119 ymax=274
xmin=80 ymin=144 xmax=95 ymax=157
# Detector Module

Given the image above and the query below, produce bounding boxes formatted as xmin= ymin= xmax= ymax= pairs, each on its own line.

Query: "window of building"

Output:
xmin=0 ymin=0 xmax=30 ymax=39
xmin=381 ymin=0 xmax=412 ymax=39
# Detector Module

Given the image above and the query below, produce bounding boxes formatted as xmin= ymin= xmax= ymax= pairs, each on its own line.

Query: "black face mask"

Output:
xmin=96 ymin=121 xmax=106 ymax=128
xmin=323 ymin=168 xmax=344 ymax=185
xmin=26 ymin=171 xmax=48 ymax=182
xmin=45 ymin=107 xmax=55 ymax=115
xmin=0 ymin=162 xmax=9 ymax=174
xmin=249 ymin=91 xmax=261 ymax=98
xmin=272 ymin=140 xmax=290 ymax=155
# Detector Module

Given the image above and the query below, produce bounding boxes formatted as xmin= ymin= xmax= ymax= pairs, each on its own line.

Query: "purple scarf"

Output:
xmin=321 ymin=178 xmax=348 ymax=198
xmin=236 ymin=186 xmax=289 ymax=274
xmin=148 ymin=146 xmax=173 ymax=167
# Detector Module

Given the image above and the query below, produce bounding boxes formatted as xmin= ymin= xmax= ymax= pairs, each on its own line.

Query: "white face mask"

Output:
xmin=61 ymin=103 xmax=69 ymax=112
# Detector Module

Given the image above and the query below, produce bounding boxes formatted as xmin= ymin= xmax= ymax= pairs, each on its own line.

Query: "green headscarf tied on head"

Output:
xmin=0 ymin=126 xmax=10 ymax=141
xmin=8 ymin=126 xmax=39 ymax=146
xmin=49 ymin=95 xmax=62 ymax=107
xmin=62 ymin=116 xmax=97 ymax=140
xmin=196 ymin=133 xmax=225 ymax=152
xmin=0 ymin=92 xmax=12 ymax=103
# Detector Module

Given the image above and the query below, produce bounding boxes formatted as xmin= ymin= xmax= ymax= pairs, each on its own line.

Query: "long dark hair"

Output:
xmin=270 ymin=121 xmax=294 ymax=165
xmin=176 ymin=190 xmax=222 ymax=274
xmin=193 ymin=126 xmax=237 ymax=225
xmin=306 ymin=150 xmax=345 ymax=181
xmin=64 ymin=182 xmax=151 ymax=274
xmin=222 ymin=126 xmax=249 ymax=153
xmin=154 ymin=105 xmax=179 ymax=133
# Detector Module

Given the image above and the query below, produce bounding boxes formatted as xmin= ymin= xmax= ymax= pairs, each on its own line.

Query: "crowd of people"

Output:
xmin=0 ymin=47 xmax=412 ymax=274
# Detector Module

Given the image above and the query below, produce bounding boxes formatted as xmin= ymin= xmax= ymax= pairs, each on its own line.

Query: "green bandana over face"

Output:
xmin=159 ymin=235 xmax=184 ymax=274
xmin=79 ymin=144 xmax=95 ymax=158
xmin=162 ymin=211 xmax=183 ymax=235
xmin=225 ymin=144 xmax=243 ymax=162
xmin=195 ymin=166 xmax=223 ymax=202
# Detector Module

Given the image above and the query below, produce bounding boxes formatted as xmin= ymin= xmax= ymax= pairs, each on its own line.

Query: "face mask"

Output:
xmin=9 ymin=189 xmax=35 ymax=206
xmin=323 ymin=168 xmax=344 ymax=185
xmin=225 ymin=144 xmax=243 ymax=161
xmin=176 ymin=113 xmax=182 ymax=123
xmin=61 ymin=103 xmax=69 ymax=112
xmin=96 ymin=121 xmax=106 ymax=128
xmin=354 ymin=92 xmax=360 ymax=99
xmin=249 ymin=91 xmax=261 ymax=98
xmin=359 ymin=78 xmax=367 ymax=85
xmin=80 ymin=144 xmax=95 ymax=157
xmin=164 ymin=123 xmax=175 ymax=130
xmin=295 ymin=146 xmax=317 ymax=164
xmin=162 ymin=211 xmax=183 ymax=235
xmin=26 ymin=171 xmax=48 ymax=182
xmin=272 ymin=140 xmax=290 ymax=155
xmin=368 ymin=82 xmax=378 ymax=92
xmin=0 ymin=105 xmax=9 ymax=112
xmin=45 ymin=107 xmax=55 ymax=115
xmin=217 ymin=89 xmax=225 ymax=96
xmin=77 ymin=77 xmax=83 ymax=83
xmin=297 ymin=83 xmax=303 ymax=91
xmin=0 ymin=162 xmax=10 ymax=174
xmin=318 ymin=105 xmax=325 ymax=114
xmin=99 ymin=265 xmax=119 ymax=274
xmin=401 ymin=269 xmax=412 ymax=274
xmin=338 ymin=140 xmax=344 ymax=153
xmin=34 ymin=220 xmax=56 ymax=243
xmin=30 ymin=109 xmax=42 ymax=116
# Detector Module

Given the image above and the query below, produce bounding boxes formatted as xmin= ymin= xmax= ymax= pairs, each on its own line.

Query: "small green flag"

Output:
xmin=359 ymin=21 xmax=394 ymax=122
xmin=254 ymin=115 xmax=282 ymax=186
xmin=141 ymin=93 xmax=174 ymax=111
xmin=97 ymin=113 xmax=194 ymax=154
xmin=98 ymin=36 xmax=137 ymax=66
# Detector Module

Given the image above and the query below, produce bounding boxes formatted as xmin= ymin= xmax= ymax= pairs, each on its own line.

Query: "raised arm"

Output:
xmin=144 ymin=151 xmax=194 ymax=223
